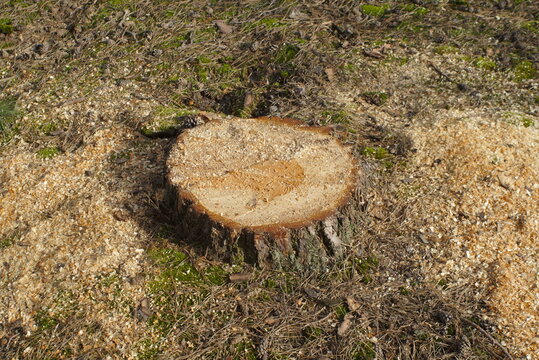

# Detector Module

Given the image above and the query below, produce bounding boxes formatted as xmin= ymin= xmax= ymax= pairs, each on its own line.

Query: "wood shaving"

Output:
xmin=407 ymin=111 xmax=539 ymax=358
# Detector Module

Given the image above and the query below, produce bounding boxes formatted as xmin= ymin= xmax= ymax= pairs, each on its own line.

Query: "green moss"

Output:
xmin=513 ymin=60 xmax=537 ymax=81
xmin=194 ymin=27 xmax=218 ymax=43
xmin=108 ymin=149 xmax=131 ymax=163
xmin=40 ymin=122 xmax=59 ymax=135
xmin=383 ymin=55 xmax=409 ymax=66
xmin=400 ymin=4 xmax=428 ymax=16
xmin=302 ymin=326 xmax=324 ymax=339
xmin=0 ymin=41 xmax=13 ymax=49
xmin=352 ymin=342 xmax=376 ymax=360
xmin=161 ymin=35 xmax=187 ymax=49
xmin=521 ymin=20 xmax=539 ymax=33
xmin=449 ymin=0 xmax=469 ymax=6
xmin=163 ymin=9 xmax=176 ymax=18
xmin=217 ymin=63 xmax=233 ymax=75
xmin=397 ymin=20 xmax=428 ymax=33
xmin=353 ymin=256 xmax=379 ymax=284
xmin=145 ymin=248 xmax=212 ymax=336
xmin=434 ymin=45 xmax=459 ymax=55
xmin=274 ymin=43 xmax=300 ymax=64
xmin=360 ymin=91 xmax=389 ymax=106
xmin=334 ymin=304 xmax=349 ymax=321
xmin=361 ymin=4 xmax=389 ymax=17
xmin=37 ymin=147 xmax=60 ymax=159
xmin=204 ymin=265 xmax=227 ymax=286
xmin=519 ymin=117 xmax=535 ymax=127
xmin=258 ymin=17 xmax=285 ymax=29
xmin=436 ymin=278 xmax=449 ymax=289
xmin=399 ymin=286 xmax=411 ymax=295
xmin=97 ymin=274 xmax=120 ymax=287
xmin=263 ymin=278 xmax=277 ymax=288
xmin=473 ymin=57 xmax=497 ymax=71
xmin=137 ymin=338 xmax=161 ymax=360
xmin=245 ymin=17 xmax=286 ymax=31
xmin=0 ymin=19 xmax=14 ymax=35
xmin=108 ymin=0 xmax=130 ymax=8
xmin=155 ymin=106 xmax=197 ymax=119
xmin=0 ymin=235 xmax=16 ymax=249
xmin=321 ymin=110 xmax=351 ymax=124
xmin=35 ymin=310 xmax=59 ymax=331
xmin=197 ymin=56 xmax=212 ymax=65
xmin=233 ymin=340 xmax=257 ymax=360
xmin=92 ymin=6 xmax=114 ymax=23
xmin=148 ymin=248 xmax=201 ymax=285
xmin=140 ymin=107 xmax=198 ymax=135
xmin=0 ymin=97 xmax=19 ymax=142
xmin=503 ymin=112 xmax=535 ymax=128
xmin=360 ymin=147 xmax=390 ymax=160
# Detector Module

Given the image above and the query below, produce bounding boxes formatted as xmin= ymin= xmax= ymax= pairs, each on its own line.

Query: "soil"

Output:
xmin=0 ymin=1 xmax=537 ymax=359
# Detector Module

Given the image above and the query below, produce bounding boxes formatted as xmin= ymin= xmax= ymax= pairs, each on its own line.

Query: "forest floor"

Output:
xmin=0 ymin=1 xmax=538 ymax=359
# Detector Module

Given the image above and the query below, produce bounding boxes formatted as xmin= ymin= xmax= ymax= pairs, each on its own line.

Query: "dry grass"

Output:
xmin=0 ymin=0 xmax=537 ymax=359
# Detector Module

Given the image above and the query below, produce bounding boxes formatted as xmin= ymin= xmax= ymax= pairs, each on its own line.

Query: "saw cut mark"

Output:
xmin=200 ymin=159 xmax=305 ymax=203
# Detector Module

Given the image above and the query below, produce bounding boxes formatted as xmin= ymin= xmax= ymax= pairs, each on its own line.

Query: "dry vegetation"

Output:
xmin=0 ymin=0 xmax=537 ymax=359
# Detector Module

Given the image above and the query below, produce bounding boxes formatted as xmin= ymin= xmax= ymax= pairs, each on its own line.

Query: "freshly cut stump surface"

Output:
xmin=167 ymin=114 xmax=360 ymax=270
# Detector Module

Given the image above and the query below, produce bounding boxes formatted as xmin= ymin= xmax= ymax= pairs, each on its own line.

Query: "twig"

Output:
xmin=427 ymin=61 xmax=454 ymax=83
xmin=0 ymin=76 xmax=16 ymax=83
xmin=56 ymin=97 xmax=86 ymax=107
xmin=428 ymin=61 xmax=469 ymax=91
xmin=461 ymin=317 xmax=513 ymax=360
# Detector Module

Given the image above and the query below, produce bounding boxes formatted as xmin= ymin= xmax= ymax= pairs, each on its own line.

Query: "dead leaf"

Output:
xmin=346 ymin=296 xmax=360 ymax=312
xmin=337 ymin=313 xmax=353 ymax=337
xmin=214 ymin=20 xmax=234 ymax=34
xmin=243 ymin=92 xmax=254 ymax=108
xmin=289 ymin=9 xmax=307 ymax=19
xmin=325 ymin=68 xmax=335 ymax=82
xmin=135 ymin=297 xmax=152 ymax=322
xmin=264 ymin=316 xmax=280 ymax=325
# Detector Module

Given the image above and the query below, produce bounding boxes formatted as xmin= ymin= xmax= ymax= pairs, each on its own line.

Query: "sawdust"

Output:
xmin=0 ymin=103 xmax=165 ymax=357
xmin=407 ymin=110 xmax=539 ymax=358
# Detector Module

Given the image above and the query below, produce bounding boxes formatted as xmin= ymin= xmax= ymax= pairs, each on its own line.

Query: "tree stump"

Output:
xmin=166 ymin=113 xmax=361 ymax=271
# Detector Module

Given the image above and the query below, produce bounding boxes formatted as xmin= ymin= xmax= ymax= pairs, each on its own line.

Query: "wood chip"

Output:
xmin=229 ymin=272 xmax=252 ymax=282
